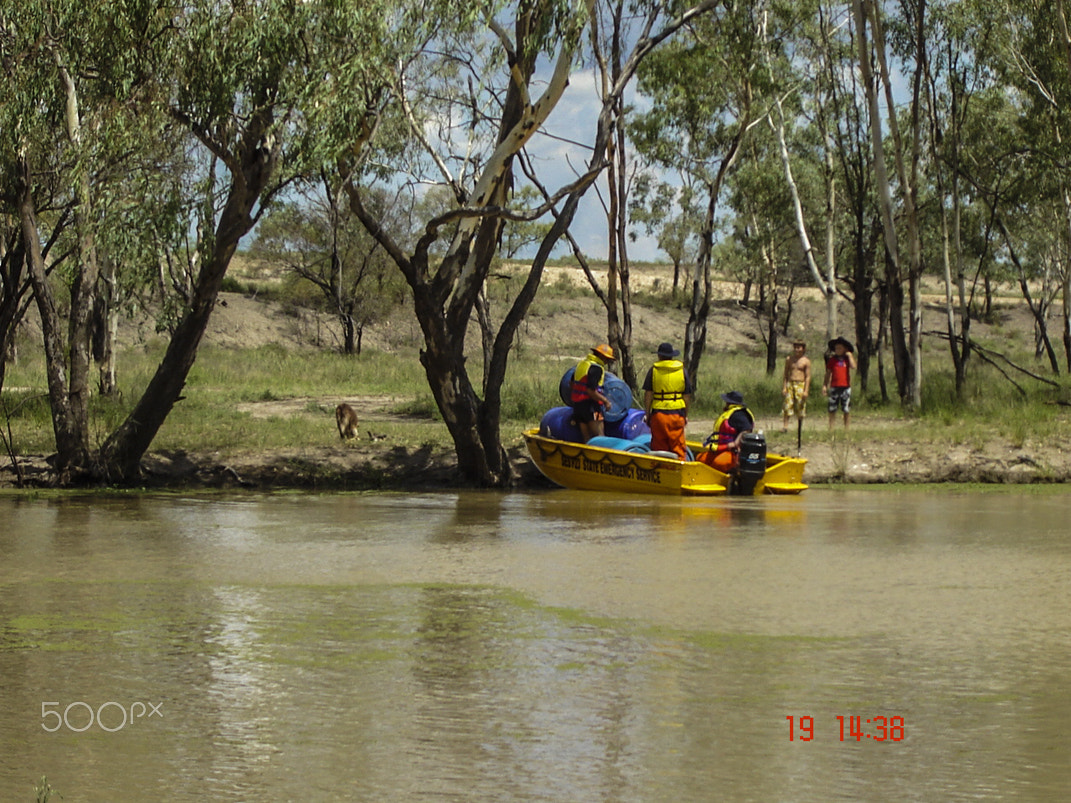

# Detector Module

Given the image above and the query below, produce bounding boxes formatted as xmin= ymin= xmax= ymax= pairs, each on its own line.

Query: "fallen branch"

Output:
xmin=924 ymin=330 xmax=1061 ymax=390
xmin=972 ymin=348 xmax=1027 ymax=396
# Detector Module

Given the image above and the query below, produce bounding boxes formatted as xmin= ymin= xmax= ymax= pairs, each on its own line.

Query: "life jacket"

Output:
xmin=712 ymin=405 xmax=755 ymax=452
xmin=570 ymin=354 xmax=607 ymax=403
xmin=650 ymin=359 xmax=687 ymax=412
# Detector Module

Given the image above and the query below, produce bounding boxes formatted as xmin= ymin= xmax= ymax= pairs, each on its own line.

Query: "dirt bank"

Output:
xmin=5 ymin=423 xmax=1071 ymax=492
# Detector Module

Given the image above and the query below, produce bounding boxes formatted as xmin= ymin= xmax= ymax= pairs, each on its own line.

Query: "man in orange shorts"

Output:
xmin=642 ymin=342 xmax=693 ymax=459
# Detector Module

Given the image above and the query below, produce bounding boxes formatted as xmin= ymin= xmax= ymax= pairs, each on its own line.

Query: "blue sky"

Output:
xmin=523 ymin=66 xmax=664 ymax=263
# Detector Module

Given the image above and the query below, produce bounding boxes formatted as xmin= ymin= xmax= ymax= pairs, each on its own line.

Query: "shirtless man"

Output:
xmin=781 ymin=339 xmax=812 ymax=433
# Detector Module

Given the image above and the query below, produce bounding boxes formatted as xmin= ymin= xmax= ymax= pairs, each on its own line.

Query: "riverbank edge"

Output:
xmin=3 ymin=436 xmax=1070 ymax=491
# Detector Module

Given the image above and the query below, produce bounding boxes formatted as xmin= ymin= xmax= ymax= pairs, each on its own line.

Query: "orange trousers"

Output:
xmin=699 ymin=448 xmax=736 ymax=472
xmin=649 ymin=411 xmax=688 ymax=459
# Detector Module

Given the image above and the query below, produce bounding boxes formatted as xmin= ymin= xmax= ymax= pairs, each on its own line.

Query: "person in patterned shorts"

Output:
xmin=781 ymin=339 xmax=811 ymax=433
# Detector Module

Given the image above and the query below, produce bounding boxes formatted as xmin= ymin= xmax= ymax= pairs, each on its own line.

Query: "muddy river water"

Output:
xmin=1 ymin=487 xmax=1069 ymax=801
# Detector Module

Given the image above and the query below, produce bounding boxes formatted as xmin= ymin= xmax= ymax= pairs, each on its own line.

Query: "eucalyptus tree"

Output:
xmin=540 ymin=0 xmax=670 ymax=391
xmin=990 ymin=0 xmax=1071 ymax=371
xmin=592 ymin=0 xmax=649 ymax=390
xmin=963 ymin=107 xmax=1065 ymax=375
xmin=1055 ymin=0 xmax=1071 ymax=371
xmin=919 ymin=0 xmax=1004 ymax=394
xmin=1001 ymin=191 xmax=1070 ymax=370
xmin=852 ymin=0 xmax=929 ymax=408
xmin=629 ymin=175 xmax=701 ymax=299
xmin=90 ymin=135 xmax=197 ymax=395
xmin=100 ymin=0 xmax=400 ymax=480
xmin=1 ymin=0 xmax=316 ymax=478
xmin=253 ymin=180 xmax=403 ymax=355
xmin=0 ymin=219 xmax=32 ymax=395
xmin=341 ymin=0 xmax=719 ymax=487
xmin=0 ymin=2 xmax=147 ymax=475
xmin=629 ymin=0 xmax=772 ymax=386
xmin=805 ymin=0 xmax=882 ymax=394
xmin=758 ymin=0 xmax=841 ymax=343
xmin=728 ymin=137 xmax=795 ymax=376
xmin=950 ymin=90 xmax=1020 ymax=270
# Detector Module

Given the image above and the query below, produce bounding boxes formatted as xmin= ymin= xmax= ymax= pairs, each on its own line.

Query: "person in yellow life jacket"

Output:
xmin=642 ymin=342 xmax=693 ymax=459
xmin=699 ymin=390 xmax=755 ymax=472
xmin=570 ymin=343 xmax=615 ymax=442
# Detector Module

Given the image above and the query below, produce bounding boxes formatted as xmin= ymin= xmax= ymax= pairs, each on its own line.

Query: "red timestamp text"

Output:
xmin=786 ymin=715 xmax=906 ymax=742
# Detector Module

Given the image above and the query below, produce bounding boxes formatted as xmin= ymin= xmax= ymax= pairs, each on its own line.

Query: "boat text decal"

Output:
xmin=540 ymin=442 xmax=669 ymax=485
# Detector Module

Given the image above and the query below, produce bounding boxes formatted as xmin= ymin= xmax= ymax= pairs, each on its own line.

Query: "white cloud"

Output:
xmin=520 ymin=66 xmax=663 ymax=262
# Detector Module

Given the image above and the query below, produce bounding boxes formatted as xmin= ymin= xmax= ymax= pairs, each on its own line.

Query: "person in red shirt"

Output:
xmin=823 ymin=337 xmax=857 ymax=431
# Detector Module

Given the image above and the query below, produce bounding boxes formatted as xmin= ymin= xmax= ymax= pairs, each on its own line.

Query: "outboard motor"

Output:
xmin=732 ymin=431 xmax=767 ymax=495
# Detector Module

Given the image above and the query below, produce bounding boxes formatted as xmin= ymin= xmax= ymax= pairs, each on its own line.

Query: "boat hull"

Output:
xmin=523 ymin=429 xmax=807 ymax=496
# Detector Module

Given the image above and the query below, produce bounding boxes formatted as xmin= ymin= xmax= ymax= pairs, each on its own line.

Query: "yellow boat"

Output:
xmin=523 ymin=428 xmax=808 ymax=496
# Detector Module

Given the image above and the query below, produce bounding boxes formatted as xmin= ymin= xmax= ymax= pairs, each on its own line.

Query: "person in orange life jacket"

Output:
xmin=823 ymin=337 xmax=857 ymax=431
xmin=699 ymin=390 xmax=755 ymax=472
xmin=642 ymin=342 xmax=693 ymax=460
xmin=570 ymin=343 xmax=616 ymax=442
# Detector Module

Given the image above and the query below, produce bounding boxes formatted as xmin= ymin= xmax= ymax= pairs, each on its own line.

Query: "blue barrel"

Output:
xmin=605 ymin=407 xmax=650 ymax=440
xmin=601 ymin=376 xmax=632 ymax=423
xmin=539 ymin=407 xmax=583 ymax=442
xmin=558 ymin=368 xmax=575 ymax=405
xmin=586 ymin=436 xmax=650 ymax=453
xmin=558 ymin=367 xmax=632 ymax=424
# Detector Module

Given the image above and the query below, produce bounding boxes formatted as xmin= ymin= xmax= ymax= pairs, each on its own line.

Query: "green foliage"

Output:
xmin=629 ymin=175 xmax=701 ymax=267
xmin=631 ymin=0 xmax=775 ymax=177
xmin=33 ymin=775 xmax=59 ymax=803
xmin=250 ymin=182 xmax=408 ymax=351
xmin=500 ymin=373 xmax=562 ymax=421
xmin=220 ymin=276 xmax=256 ymax=295
xmin=686 ymin=352 xmax=783 ymax=419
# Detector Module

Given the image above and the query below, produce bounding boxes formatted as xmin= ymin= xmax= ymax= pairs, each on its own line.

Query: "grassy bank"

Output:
xmin=2 ymin=337 xmax=1068 ymax=460
xmin=1 ymin=275 xmax=1070 ymax=485
xmin=0 ymin=340 xmax=575 ymax=457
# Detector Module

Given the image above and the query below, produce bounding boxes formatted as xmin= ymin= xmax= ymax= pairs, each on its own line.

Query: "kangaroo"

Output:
xmin=335 ymin=403 xmax=359 ymax=441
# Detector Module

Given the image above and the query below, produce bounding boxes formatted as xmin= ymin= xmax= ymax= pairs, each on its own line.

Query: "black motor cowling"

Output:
xmin=732 ymin=432 xmax=767 ymax=495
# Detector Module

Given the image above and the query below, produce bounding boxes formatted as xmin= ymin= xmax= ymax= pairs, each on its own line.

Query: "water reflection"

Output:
xmin=0 ymin=489 xmax=1069 ymax=801
xmin=513 ymin=490 xmax=809 ymax=540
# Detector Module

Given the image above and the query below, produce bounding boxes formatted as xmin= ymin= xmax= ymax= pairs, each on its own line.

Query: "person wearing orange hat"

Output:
xmin=642 ymin=342 xmax=693 ymax=459
xmin=570 ymin=343 xmax=616 ymax=442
